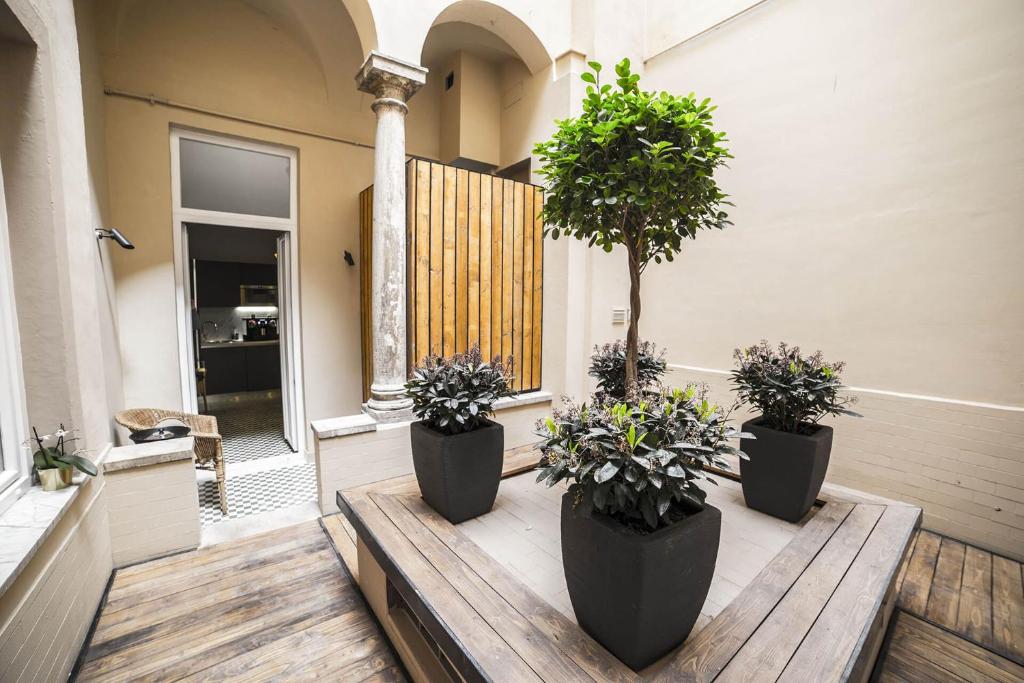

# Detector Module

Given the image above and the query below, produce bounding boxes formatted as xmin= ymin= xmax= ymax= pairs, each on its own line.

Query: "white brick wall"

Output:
xmin=666 ymin=367 xmax=1024 ymax=561
xmin=105 ymin=460 xmax=201 ymax=567
xmin=0 ymin=477 xmax=112 ymax=681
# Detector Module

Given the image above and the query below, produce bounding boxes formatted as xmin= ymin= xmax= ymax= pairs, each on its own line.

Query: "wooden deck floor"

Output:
xmin=76 ymin=520 xmax=405 ymax=682
xmin=871 ymin=529 xmax=1024 ymax=681
xmin=338 ymin=448 xmax=922 ymax=682
xmin=458 ymin=471 xmax=810 ymax=633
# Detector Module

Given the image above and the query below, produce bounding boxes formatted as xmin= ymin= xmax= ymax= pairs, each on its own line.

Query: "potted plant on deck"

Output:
xmin=405 ymin=347 xmax=513 ymax=523
xmin=536 ymin=386 xmax=745 ymax=670
xmin=30 ymin=425 xmax=98 ymax=491
xmin=731 ymin=341 xmax=859 ymax=521
xmin=589 ymin=340 xmax=666 ymax=401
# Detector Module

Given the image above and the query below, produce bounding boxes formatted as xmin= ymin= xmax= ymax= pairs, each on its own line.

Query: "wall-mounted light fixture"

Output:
xmin=235 ymin=306 xmax=278 ymax=314
xmin=95 ymin=227 xmax=135 ymax=249
xmin=343 ymin=250 xmax=355 ymax=266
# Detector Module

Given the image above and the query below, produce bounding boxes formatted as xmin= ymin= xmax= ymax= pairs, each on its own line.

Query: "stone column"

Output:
xmin=356 ymin=52 xmax=427 ymax=421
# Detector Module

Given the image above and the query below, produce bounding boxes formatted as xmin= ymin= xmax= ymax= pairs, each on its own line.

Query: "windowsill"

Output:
xmin=0 ymin=446 xmax=109 ymax=597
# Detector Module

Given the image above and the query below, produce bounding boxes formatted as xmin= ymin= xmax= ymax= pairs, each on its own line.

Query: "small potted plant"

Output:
xmin=731 ymin=341 xmax=859 ymax=521
xmin=29 ymin=425 xmax=97 ymax=491
xmin=536 ymin=385 xmax=745 ymax=670
xmin=588 ymin=340 xmax=667 ymax=400
xmin=405 ymin=347 xmax=513 ymax=523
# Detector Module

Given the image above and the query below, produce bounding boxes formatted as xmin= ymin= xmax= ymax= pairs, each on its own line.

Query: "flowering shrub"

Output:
xmin=405 ymin=347 xmax=513 ymax=435
xmin=536 ymin=385 xmax=746 ymax=532
xmin=731 ymin=340 xmax=859 ymax=434
xmin=588 ymin=340 xmax=666 ymax=400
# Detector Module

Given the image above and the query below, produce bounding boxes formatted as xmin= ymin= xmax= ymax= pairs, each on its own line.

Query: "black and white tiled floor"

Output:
xmin=198 ymin=462 xmax=316 ymax=526
xmin=207 ymin=395 xmax=294 ymax=464
xmin=197 ymin=392 xmax=314 ymax=530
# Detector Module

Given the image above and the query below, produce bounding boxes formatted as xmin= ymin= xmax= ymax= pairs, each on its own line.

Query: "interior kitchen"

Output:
xmin=186 ymin=223 xmax=316 ymax=537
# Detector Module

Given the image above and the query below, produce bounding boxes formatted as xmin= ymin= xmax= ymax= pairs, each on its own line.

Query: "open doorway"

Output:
xmin=188 ymin=223 xmax=292 ymax=458
xmin=170 ymin=129 xmax=314 ymax=539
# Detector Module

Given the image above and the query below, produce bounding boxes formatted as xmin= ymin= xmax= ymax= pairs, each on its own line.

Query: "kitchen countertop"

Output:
xmin=200 ymin=339 xmax=280 ymax=350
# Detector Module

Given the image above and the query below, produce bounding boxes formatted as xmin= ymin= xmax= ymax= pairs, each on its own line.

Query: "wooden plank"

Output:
xmin=415 ymin=159 xmax=431 ymax=366
xmin=479 ymin=173 xmax=492 ymax=359
xmin=442 ymin=165 xmax=457 ymax=357
xmin=429 ymin=163 xmax=444 ymax=356
xmin=455 ymin=167 xmax=470 ymax=354
xmin=397 ymin=493 xmax=636 ymax=682
xmin=491 ymin=175 xmax=503 ymax=361
xmin=893 ymin=528 xmax=919 ymax=596
xmin=532 ymin=186 xmax=543 ymax=389
xmin=956 ymin=544 xmax=994 ymax=647
xmin=925 ymin=537 xmax=966 ymax=630
xmin=521 ymin=187 xmax=534 ymax=390
xmin=992 ymin=554 xmax=1024 ymax=662
xmin=650 ymin=501 xmax=855 ymax=682
xmin=897 ymin=529 xmax=941 ymax=614
xmin=344 ymin=490 xmax=543 ymax=683
xmin=468 ymin=171 xmax=481 ymax=351
xmin=406 ymin=159 xmax=415 ymax=372
xmin=511 ymin=181 xmax=525 ymax=391
xmin=501 ymin=179 xmax=514 ymax=372
xmin=883 ymin=611 xmax=1024 ymax=683
xmin=716 ymin=503 xmax=884 ymax=682
xmin=777 ymin=504 xmax=920 ymax=682
xmin=371 ymin=492 xmax=595 ymax=682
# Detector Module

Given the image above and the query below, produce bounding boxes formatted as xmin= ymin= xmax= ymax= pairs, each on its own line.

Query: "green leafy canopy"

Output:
xmin=533 ymin=58 xmax=732 ymax=267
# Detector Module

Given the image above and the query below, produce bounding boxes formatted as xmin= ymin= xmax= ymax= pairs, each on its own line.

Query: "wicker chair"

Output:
xmin=115 ymin=409 xmax=227 ymax=514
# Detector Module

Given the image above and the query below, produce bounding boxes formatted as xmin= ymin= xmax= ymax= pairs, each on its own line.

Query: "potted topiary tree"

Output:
xmin=589 ymin=339 xmax=666 ymax=400
xmin=731 ymin=341 xmax=860 ymax=521
xmin=536 ymin=385 xmax=745 ymax=670
xmin=405 ymin=347 xmax=513 ymax=523
xmin=534 ymin=58 xmax=731 ymax=395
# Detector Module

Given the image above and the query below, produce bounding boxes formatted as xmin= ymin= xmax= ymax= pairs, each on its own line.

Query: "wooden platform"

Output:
xmin=76 ymin=521 xmax=405 ymax=682
xmin=337 ymin=448 xmax=922 ymax=682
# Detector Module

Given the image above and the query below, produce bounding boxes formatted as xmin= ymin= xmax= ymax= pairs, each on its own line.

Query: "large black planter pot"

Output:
xmin=740 ymin=418 xmax=833 ymax=522
xmin=560 ymin=494 xmax=721 ymax=671
xmin=410 ymin=420 xmax=503 ymax=524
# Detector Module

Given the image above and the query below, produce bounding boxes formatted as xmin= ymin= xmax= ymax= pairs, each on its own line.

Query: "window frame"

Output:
xmin=0 ymin=157 xmax=31 ymax=516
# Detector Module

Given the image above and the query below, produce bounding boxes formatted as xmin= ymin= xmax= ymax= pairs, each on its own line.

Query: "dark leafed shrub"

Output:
xmin=405 ymin=346 xmax=513 ymax=436
xmin=731 ymin=340 xmax=860 ymax=434
xmin=535 ymin=386 xmax=746 ymax=532
xmin=589 ymin=340 xmax=666 ymax=400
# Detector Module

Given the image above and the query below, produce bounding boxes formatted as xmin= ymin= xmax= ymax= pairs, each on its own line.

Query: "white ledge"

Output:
xmin=103 ymin=437 xmax=195 ymax=473
xmin=312 ymin=391 xmax=553 ymax=441
xmin=311 ymin=413 xmax=378 ymax=440
xmin=0 ymin=444 xmax=109 ymax=597
xmin=494 ymin=390 xmax=553 ymax=410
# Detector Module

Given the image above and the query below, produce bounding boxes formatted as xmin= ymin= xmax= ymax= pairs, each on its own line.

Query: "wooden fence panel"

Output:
xmin=359 ymin=160 xmax=544 ymax=400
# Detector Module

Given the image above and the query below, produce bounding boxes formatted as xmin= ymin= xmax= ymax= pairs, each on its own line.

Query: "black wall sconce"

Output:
xmin=343 ymin=250 xmax=355 ymax=266
xmin=95 ymin=227 xmax=135 ymax=249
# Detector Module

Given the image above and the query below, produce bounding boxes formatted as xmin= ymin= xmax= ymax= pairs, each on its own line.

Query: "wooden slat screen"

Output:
xmin=358 ymin=159 xmax=544 ymax=400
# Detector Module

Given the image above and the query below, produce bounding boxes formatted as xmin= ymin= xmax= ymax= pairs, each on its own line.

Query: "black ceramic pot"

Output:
xmin=739 ymin=417 xmax=833 ymax=522
xmin=560 ymin=494 xmax=721 ymax=671
xmin=410 ymin=419 xmax=503 ymax=524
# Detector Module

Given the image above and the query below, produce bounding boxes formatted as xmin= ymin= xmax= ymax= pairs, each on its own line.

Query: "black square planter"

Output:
xmin=410 ymin=419 xmax=503 ymax=524
xmin=560 ymin=494 xmax=721 ymax=670
xmin=739 ymin=417 xmax=833 ymax=522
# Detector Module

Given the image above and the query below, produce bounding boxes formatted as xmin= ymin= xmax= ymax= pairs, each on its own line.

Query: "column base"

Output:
xmin=362 ymin=403 xmax=414 ymax=424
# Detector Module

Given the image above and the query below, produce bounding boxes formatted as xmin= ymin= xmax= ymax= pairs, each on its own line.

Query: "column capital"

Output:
xmin=355 ymin=51 xmax=428 ymax=102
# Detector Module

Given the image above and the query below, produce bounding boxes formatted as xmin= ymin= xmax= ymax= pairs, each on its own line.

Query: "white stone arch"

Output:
xmin=424 ymin=0 xmax=553 ymax=75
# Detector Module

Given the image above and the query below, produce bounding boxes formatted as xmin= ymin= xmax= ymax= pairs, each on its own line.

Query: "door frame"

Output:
xmin=169 ymin=127 xmax=305 ymax=453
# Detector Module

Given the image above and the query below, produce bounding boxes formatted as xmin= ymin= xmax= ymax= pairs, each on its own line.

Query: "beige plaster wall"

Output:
xmin=97 ymin=0 xmax=381 ymax=432
xmin=575 ymin=0 xmax=1024 ymax=555
xmin=0 ymin=0 xmax=122 ymax=675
